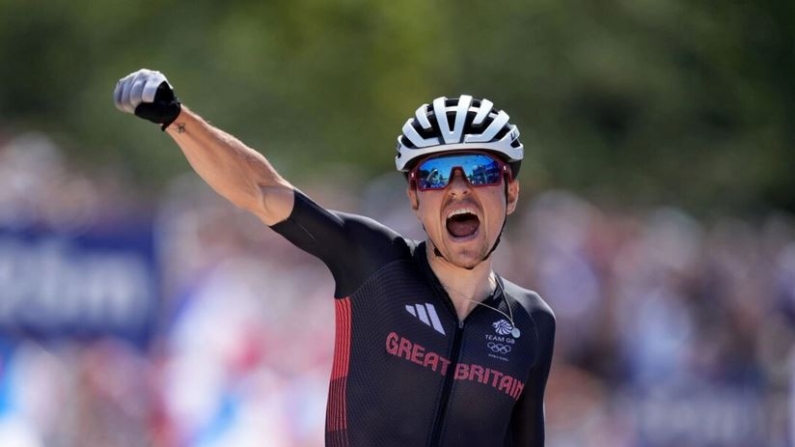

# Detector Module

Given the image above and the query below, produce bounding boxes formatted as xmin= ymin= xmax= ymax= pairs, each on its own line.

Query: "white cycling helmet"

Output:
xmin=395 ymin=95 xmax=524 ymax=173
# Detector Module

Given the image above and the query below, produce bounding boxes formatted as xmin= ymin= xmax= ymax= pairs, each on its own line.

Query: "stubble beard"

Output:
xmin=436 ymin=239 xmax=491 ymax=271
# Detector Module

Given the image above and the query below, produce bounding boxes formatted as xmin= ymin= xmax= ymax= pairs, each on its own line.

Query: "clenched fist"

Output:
xmin=114 ymin=69 xmax=181 ymax=130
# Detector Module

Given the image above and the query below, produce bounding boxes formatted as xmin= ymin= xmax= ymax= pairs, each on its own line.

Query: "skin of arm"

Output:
xmin=165 ymin=106 xmax=295 ymax=225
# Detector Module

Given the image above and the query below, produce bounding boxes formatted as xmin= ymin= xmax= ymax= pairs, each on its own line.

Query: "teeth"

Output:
xmin=447 ymin=208 xmax=476 ymax=219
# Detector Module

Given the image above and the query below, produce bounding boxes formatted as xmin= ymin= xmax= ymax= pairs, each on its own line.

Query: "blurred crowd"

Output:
xmin=0 ymin=134 xmax=793 ymax=446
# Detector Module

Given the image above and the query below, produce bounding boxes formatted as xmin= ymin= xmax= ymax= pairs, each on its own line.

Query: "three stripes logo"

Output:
xmin=405 ymin=303 xmax=446 ymax=336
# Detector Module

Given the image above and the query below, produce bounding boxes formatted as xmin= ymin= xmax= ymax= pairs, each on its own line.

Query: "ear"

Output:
xmin=407 ymin=185 xmax=420 ymax=211
xmin=506 ymin=179 xmax=520 ymax=215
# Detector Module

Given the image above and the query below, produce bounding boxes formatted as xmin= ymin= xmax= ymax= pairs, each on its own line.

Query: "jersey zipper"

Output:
xmin=428 ymin=318 xmax=465 ymax=446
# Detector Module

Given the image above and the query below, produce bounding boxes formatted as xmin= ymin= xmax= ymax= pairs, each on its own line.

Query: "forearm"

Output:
xmin=165 ymin=107 xmax=294 ymax=224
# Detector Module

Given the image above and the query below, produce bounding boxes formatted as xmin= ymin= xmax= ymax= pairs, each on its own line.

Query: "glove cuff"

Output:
xmin=160 ymin=102 xmax=182 ymax=131
xmin=133 ymin=81 xmax=182 ymax=130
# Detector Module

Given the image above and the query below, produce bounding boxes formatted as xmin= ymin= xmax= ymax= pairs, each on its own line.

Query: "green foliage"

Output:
xmin=0 ymin=0 xmax=792 ymax=213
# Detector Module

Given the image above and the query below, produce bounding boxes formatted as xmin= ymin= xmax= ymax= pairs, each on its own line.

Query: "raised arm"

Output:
xmin=165 ymin=107 xmax=295 ymax=224
xmin=114 ymin=69 xmax=294 ymax=225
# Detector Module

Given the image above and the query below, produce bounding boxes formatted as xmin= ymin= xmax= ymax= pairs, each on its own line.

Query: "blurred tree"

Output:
xmin=0 ymin=0 xmax=792 ymax=213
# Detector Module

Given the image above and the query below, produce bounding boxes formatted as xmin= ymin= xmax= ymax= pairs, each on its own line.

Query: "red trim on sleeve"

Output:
xmin=326 ymin=297 xmax=352 ymax=445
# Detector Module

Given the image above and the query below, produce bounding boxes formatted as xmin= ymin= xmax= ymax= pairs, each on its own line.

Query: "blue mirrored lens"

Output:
xmin=415 ymin=154 xmax=502 ymax=190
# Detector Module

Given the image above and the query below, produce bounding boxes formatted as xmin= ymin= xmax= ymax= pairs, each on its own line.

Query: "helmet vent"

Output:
xmin=395 ymin=95 xmax=524 ymax=172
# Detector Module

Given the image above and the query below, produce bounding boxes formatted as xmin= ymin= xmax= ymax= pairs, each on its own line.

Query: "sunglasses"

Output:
xmin=409 ymin=153 xmax=511 ymax=191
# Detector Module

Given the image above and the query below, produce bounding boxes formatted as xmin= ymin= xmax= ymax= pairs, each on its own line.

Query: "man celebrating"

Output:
xmin=115 ymin=69 xmax=555 ymax=446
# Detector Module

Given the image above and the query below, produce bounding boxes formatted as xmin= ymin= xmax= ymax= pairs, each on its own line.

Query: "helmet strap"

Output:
xmin=433 ymin=245 xmax=445 ymax=258
xmin=481 ymin=219 xmax=505 ymax=261
xmin=483 ymin=180 xmax=510 ymax=260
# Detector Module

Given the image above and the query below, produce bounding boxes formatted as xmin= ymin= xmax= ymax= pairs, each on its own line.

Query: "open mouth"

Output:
xmin=446 ymin=210 xmax=480 ymax=239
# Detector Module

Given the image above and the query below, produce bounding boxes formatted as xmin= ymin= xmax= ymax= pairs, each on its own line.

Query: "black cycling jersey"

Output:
xmin=271 ymin=190 xmax=555 ymax=447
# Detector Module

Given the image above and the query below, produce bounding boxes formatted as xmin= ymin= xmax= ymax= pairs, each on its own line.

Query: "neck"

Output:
xmin=425 ymin=242 xmax=496 ymax=320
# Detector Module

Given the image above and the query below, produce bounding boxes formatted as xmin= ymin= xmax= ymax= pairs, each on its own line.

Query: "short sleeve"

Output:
xmin=270 ymin=190 xmax=413 ymax=297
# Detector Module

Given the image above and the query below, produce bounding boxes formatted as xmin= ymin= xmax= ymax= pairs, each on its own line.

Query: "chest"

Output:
xmin=352 ymin=263 xmax=539 ymax=390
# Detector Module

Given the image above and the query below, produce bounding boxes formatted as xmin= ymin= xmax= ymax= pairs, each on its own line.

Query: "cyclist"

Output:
xmin=114 ymin=69 xmax=555 ymax=447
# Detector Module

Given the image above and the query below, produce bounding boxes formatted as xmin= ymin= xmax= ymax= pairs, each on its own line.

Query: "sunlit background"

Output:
xmin=1 ymin=1 xmax=794 ymax=446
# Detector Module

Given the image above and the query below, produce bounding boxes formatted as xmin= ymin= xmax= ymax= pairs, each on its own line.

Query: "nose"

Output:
xmin=447 ymin=168 xmax=471 ymax=195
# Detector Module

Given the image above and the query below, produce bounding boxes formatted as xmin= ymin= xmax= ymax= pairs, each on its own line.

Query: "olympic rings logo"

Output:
xmin=487 ymin=342 xmax=512 ymax=354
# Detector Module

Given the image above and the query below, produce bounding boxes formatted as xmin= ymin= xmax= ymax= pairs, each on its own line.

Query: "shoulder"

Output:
xmin=275 ymin=189 xmax=406 ymax=243
xmin=270 ymin=189 xmax=419 ymax=297
xmin=334 ymin=209 xmax=405 ymax=241
xmin=501 ymin=278 xmax=555 ymax=332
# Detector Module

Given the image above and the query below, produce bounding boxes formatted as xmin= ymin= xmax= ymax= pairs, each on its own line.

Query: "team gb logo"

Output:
xmin=493 ymin=319 xmax=513 ymax=336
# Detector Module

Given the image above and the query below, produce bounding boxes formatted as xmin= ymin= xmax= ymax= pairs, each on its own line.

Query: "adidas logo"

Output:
xmin=405 ymin=303 xmax=446 ymax=336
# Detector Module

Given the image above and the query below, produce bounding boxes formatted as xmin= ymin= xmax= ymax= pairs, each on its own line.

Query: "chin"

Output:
xmin=444 ymin=245 xmax=490 ymax=269
xmin=457 ymin=260 xmax=481 ymax=270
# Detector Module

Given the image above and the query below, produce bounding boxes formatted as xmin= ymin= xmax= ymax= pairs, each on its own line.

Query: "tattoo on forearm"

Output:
xmin=177 ymin=123 xmax=186 ymax=134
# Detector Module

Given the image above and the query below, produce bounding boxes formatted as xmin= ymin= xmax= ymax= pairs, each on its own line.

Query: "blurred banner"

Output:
xmin=0 ymin=223 xmax=157 ymax=347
